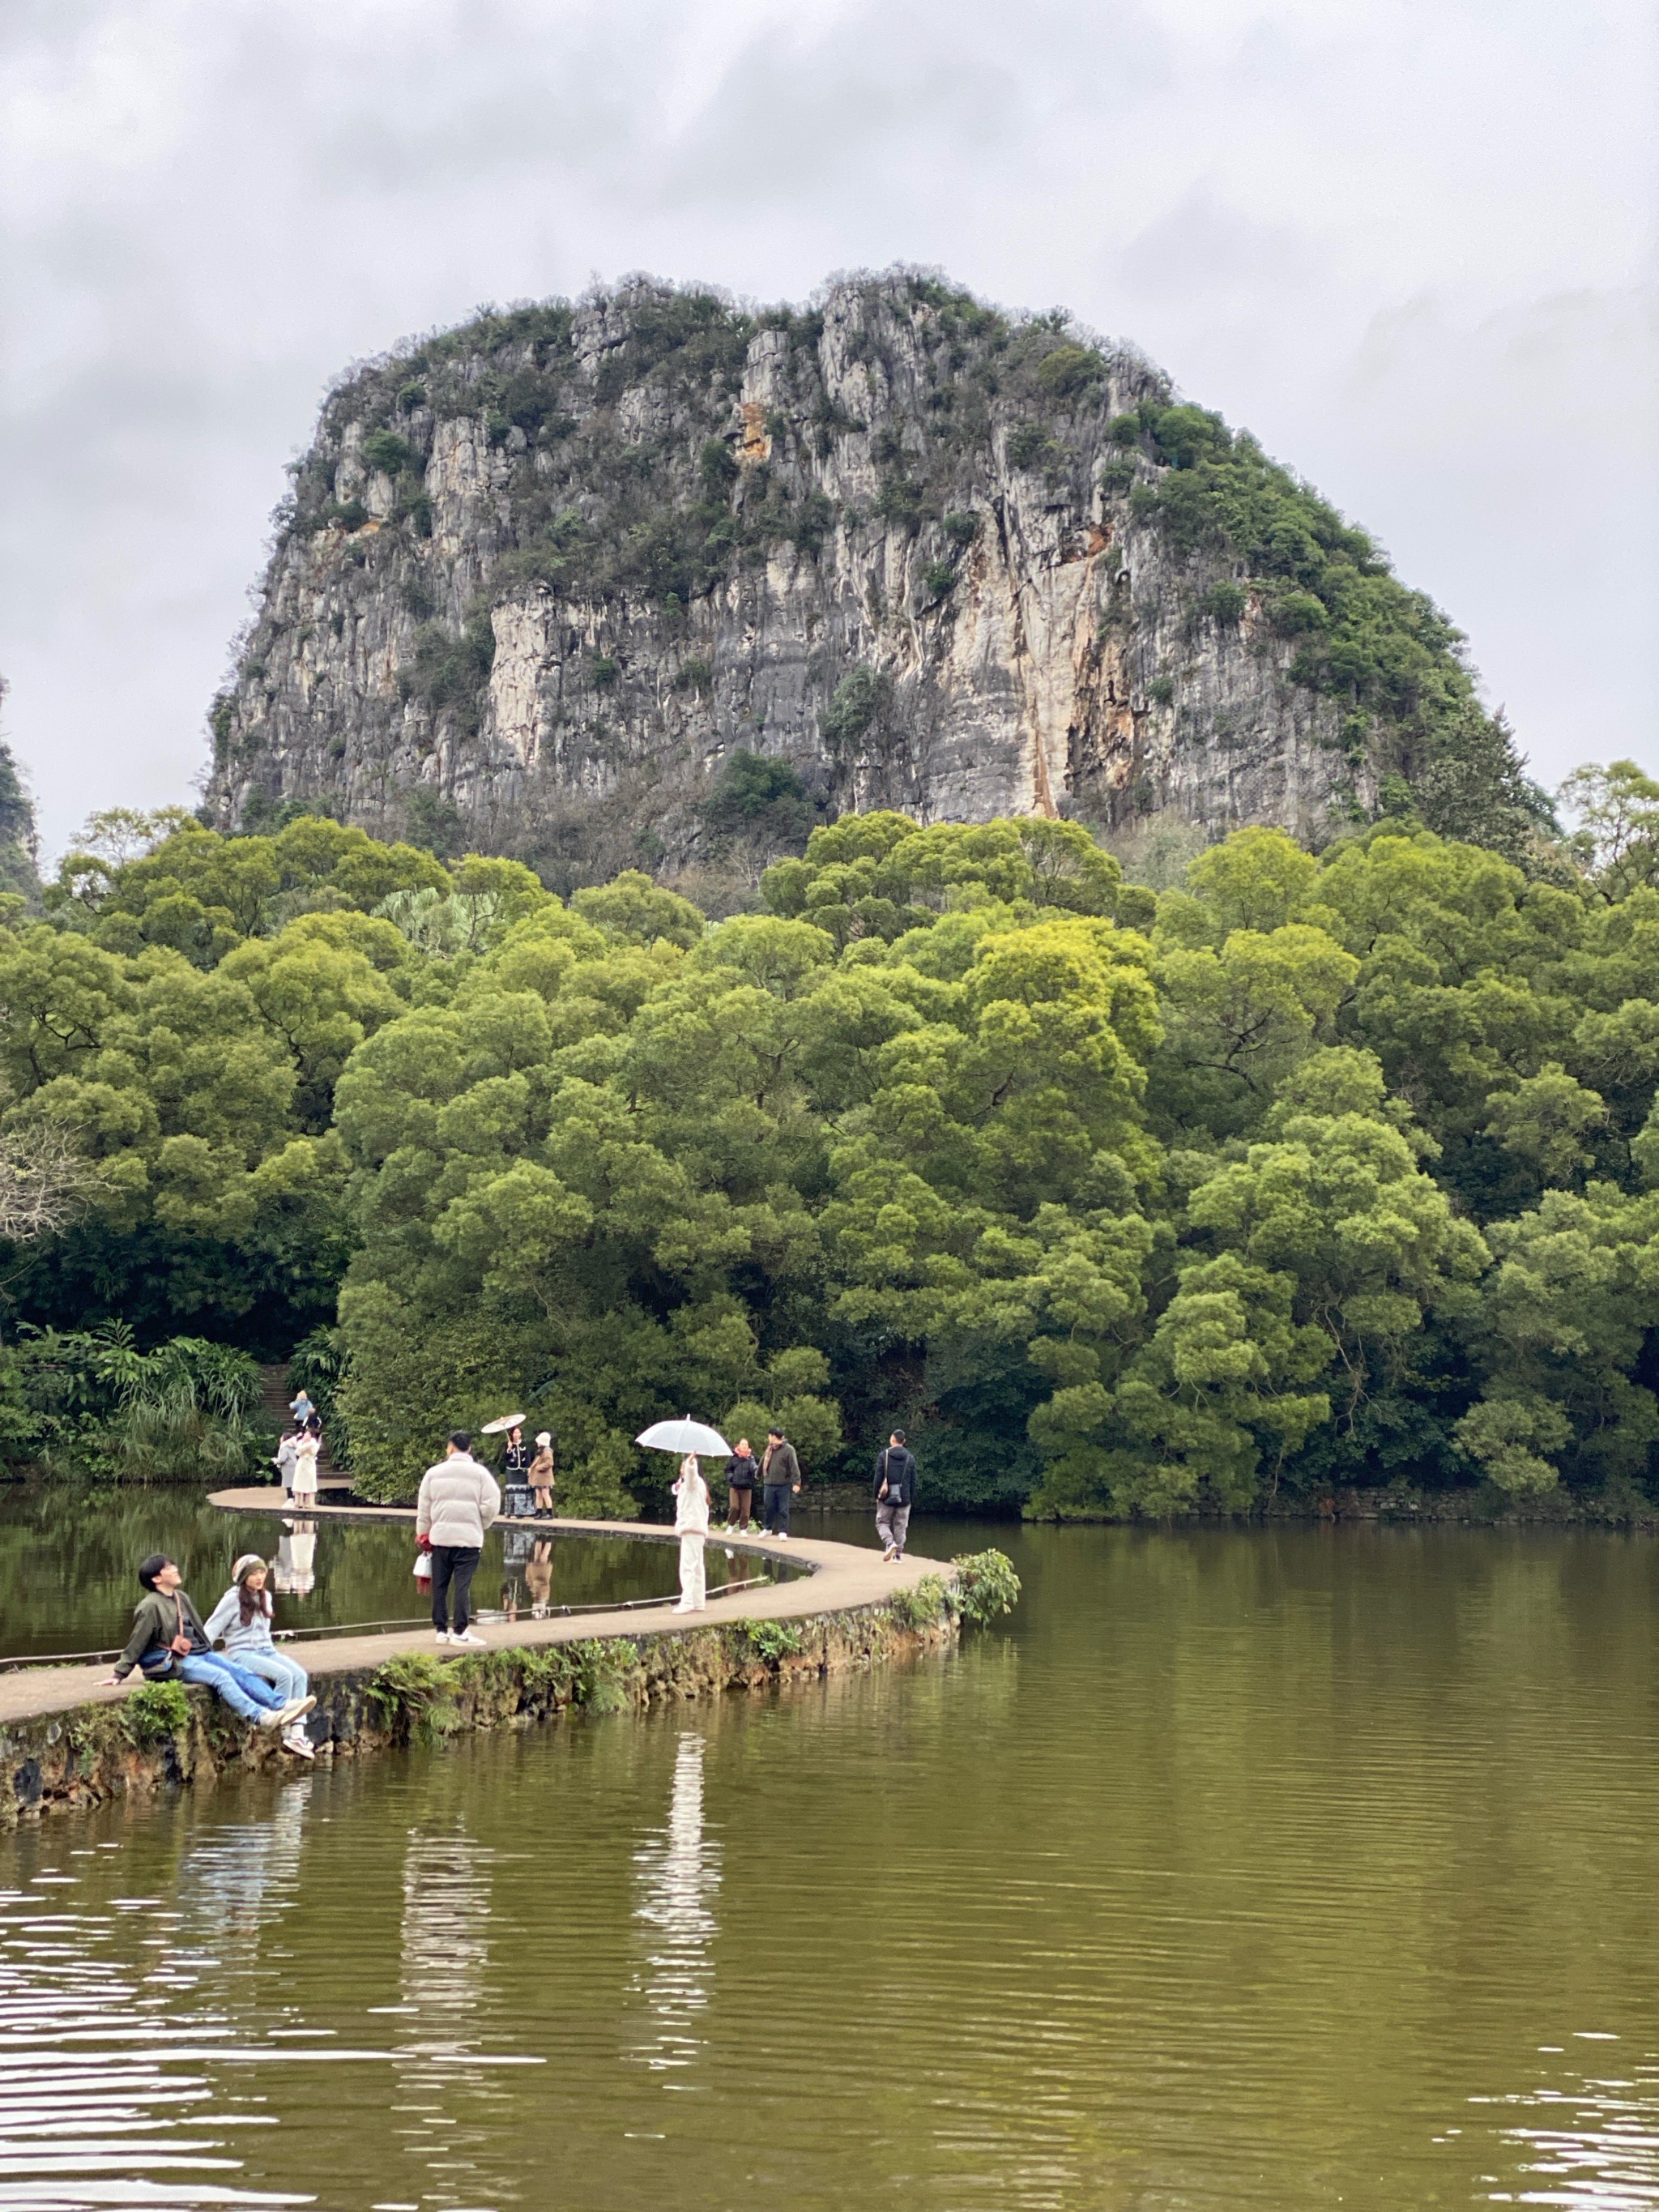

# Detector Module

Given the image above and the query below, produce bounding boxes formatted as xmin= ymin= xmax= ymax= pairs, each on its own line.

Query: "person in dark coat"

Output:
xmin=875 ymin=1430 xmax=918 ymax=1561
xmin=501 ymin=1424 xmax=533 ymax=1518
xmin=761 ymin=1427 xmax=800 ymax=1539
xmin=723 ymin=1437 xmax=760 ymax=1531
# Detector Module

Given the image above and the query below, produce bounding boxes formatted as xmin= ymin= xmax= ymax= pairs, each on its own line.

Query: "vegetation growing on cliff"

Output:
xmin=212 ymin=270 xmax=1532 ymax=865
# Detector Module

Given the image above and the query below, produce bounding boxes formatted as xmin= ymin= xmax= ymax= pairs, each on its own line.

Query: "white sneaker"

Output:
xmin=774 ymin=1531 xmax=789 ymax=1541
xmin=883 ymin=1544 xmax=898 ymax=1561
xmin=283 ymin=1731 xmax=315 ymax=1759
xmin=672 ymin=1600 xmax=696 ymax=1613
xmin=256 ymin=1706 xmax=286 ymax=1730
xmin=277 ymin=1695 xmax=316 ymax=1727
xmin=450 ymin=1629 xmax=487 ymax=1648
xmin=435 ymin=1630 xmax=451 ymax=1646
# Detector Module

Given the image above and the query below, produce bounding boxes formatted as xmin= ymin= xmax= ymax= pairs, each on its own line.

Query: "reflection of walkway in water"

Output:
xmin=630 ymin=1733 xmax=720 ymax=2082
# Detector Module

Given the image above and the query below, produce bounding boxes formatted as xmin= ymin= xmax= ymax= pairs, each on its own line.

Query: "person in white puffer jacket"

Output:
xmin=416 ymin=1430 xmax=501 ymax=1648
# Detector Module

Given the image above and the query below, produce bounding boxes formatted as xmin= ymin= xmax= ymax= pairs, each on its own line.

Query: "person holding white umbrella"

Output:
xmin=672 ymin=1454 xmax=710 ymax=1612
xmin=635 ymin=1419 xmax=730 ymax=1615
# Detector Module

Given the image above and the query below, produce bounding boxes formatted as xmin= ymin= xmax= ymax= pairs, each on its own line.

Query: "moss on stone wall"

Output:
xmin=0 ymin=1599 xmax=959 ymax=1832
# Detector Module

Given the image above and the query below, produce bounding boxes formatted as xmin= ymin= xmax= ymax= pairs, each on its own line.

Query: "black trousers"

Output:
xmin=430 ymin=1544 xmax=481 ymax=1633
xmin=762 ymin=1482 xmax=791 ymax=1535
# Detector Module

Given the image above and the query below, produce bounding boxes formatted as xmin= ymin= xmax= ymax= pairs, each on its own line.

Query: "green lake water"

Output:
xmin=0 ymin=1487 xmax=706 ymax=1660
xmin=3 ymin=1516 xmax=1658 ymax=2208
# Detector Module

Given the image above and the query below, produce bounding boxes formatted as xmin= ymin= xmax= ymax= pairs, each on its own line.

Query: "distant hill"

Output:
xmin=204 ymin=269 xmax=1536 ymax=886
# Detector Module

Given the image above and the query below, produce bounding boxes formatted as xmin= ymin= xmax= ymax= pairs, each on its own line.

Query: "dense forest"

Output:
xmin=4 ymin=768 xmax=1659 ymax=1516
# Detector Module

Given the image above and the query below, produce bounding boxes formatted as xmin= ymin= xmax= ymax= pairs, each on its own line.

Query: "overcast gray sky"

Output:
xmin=2 ymin=0 xmax=1654 ymax=860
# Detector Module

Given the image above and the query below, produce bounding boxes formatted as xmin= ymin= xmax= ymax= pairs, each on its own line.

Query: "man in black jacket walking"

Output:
xmin=875 ymin=1431 xmax=917 ymax=1561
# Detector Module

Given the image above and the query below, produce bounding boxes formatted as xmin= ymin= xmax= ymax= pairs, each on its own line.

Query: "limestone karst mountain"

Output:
xmin=204 ymin=270 xmax=1533 ymax=882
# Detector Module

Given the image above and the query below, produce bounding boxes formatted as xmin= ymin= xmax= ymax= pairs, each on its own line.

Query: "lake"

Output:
xmin=2 ymin=1517 xmax=1657 ymax=2209
xmin=0 ymin=1485 xmax=736 ymax=1660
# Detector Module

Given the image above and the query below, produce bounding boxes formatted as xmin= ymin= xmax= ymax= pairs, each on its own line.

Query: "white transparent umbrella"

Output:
xmin=480 ymin=1412 xmax=527 ymax=1435
xmin=635 ymin=1418 xmax=731 ymax=1458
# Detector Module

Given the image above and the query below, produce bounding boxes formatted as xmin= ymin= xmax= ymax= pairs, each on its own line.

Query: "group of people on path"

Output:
xmin=499 ymin=1424 xmax=557 ymax=1516
xmin=718 ymin=1427 xmax=800 ymax=1536
xmin=669 ymin=1424 xmax=918 ymax=1611
xmin=101 ymin=1552 xmax=317 ymax=1757
xmin=275 ymin=1387 xmax=326 ymax=1510
xmin=100 ymin=1415 xmax=923 ymax=1740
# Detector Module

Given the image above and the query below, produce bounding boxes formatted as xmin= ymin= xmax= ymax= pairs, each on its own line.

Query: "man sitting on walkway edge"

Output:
xmin=101 ymin=1554 xmax=315 ymax=1740
xmin=875 ymin=1431 xmax=917 ymax=1561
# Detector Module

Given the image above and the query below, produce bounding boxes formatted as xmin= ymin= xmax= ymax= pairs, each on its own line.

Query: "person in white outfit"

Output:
xmin=274 ymin=1427 xmax=300 ymax=1498
xmin=416 ymin=1429 xmax=501 ymax=1647
xmin=292 ymin=1420 xmax=321 ymax=1509
xmin=672 ymin=1454 xmax=710 ymax=1612
xmin=203 ymin=1555 xmax=315 ymax=1758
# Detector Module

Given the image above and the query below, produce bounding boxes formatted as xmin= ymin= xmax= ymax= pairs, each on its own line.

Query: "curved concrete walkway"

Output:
xmin=0 ymin=1492 xmax=949 ymax=1728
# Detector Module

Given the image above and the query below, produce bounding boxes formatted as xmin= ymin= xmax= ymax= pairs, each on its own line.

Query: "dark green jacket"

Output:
xmin=761 ymin=1439 xmax=800 ymax=1488
xmin=114 ymin=1588 xmax=210 ymax=1680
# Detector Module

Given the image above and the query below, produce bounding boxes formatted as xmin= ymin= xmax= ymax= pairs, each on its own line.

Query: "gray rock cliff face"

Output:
xmin=207 ymin=271 xmax=1505 ymax=876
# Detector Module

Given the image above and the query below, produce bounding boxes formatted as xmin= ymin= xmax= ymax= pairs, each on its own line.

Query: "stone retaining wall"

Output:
xmin=0 ymin=1599 xmax=957 ymax=1833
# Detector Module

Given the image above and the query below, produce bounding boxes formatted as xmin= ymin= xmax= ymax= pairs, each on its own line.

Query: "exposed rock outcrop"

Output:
xmin=205 ymin=271 xmax=1524 ymax=878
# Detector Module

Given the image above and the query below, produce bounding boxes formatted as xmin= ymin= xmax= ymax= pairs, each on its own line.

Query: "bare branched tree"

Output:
xmin=0 ymin=1123 xmax=104 ymax=1241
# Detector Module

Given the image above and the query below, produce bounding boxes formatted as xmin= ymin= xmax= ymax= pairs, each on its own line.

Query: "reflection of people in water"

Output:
xmin=525 ymin=1539 xmax=553 ymax=1617
xmin=184 ymin=1774 xmax=314 ymax=1953
xmin=273 ymin=1521 xmax=317 ymax=1595
xmin=632 ymin=1733 xmax=719 ymax=2077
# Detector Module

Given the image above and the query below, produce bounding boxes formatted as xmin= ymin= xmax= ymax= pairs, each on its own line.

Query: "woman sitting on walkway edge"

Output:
xmin=101 ymin=1554 xmax=315 ymax=1743
xmin=203 ymin=1554 xmax=316 ymax=1757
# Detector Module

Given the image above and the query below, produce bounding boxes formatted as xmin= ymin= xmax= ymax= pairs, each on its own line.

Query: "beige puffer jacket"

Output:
xmin=416 ymin=1454 xmax=502 ymax=1548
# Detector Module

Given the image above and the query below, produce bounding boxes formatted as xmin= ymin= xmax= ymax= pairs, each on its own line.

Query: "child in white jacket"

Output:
xmin=204 ymin=1555 xmax=314 ymax=1757
xmin=672 ymin=1454 xmax=709 ymax=1613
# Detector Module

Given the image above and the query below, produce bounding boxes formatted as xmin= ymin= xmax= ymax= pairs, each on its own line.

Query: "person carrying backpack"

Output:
xmin=875 ymin=1430 xmax=917 ymax=1561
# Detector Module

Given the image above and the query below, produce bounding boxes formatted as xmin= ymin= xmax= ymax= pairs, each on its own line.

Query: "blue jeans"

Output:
xmin=226 ymin=1647 xmax=309 ymax=1705
xmin=144 ymin=1649 xmax=288 ymax=1723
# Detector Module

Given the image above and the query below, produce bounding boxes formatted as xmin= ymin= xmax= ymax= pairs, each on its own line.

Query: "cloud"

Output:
xmin=0 ymin=0 xmax=1653 ymax=856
